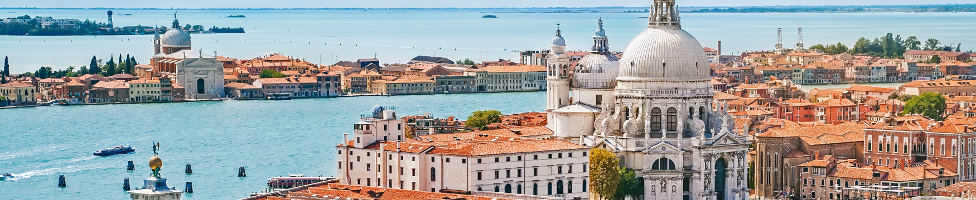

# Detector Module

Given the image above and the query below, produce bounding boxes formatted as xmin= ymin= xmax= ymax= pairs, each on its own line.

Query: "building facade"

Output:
xmin=336 ymin=107 xmax=591 ymax=199
xmin=545 ymin=1 xmax=751 ymax=199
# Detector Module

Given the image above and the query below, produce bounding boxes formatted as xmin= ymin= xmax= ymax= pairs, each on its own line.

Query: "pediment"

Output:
xmin=645 ymin=141 xmax=681 ymax=153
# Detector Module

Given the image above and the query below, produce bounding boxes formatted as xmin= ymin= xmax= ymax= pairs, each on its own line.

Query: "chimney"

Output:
xmin=815 ymin=151 xmax=820 ymax=160
xmin=343 ymin=133 xmax=349 ymax=145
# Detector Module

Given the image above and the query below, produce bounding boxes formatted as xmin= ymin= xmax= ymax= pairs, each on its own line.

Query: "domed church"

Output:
xmin=150 ymin=13 xmax=224 ymax=100
xmin=545 ymin=0 xmax=750 ymax=199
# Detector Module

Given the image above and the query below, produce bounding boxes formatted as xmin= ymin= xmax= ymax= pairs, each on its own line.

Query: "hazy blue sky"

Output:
xmin=3 ymin=0 xmax=975 ymax=8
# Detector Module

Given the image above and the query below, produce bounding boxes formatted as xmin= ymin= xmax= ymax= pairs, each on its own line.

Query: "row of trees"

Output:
xmin=811 ymin=33 xmax=963 ymax=59
xmin=19 ymin=55 xmax=139 ymax=79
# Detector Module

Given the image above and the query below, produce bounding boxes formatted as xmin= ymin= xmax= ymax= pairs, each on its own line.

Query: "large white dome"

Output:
xmin=161 ymin=28 xmax=191 ymax=47
xmin=616 ymin=27 xmax=708 ymax=81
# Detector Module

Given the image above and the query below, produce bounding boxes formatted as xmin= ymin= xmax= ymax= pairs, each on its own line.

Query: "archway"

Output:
xmin=715 ymin=158 xmax=728 ymax=200
xmin=196 ymin=78 xmax=205 ymax=94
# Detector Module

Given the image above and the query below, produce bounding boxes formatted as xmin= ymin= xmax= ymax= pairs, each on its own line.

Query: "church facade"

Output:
xmin=544 ymin=0 xmax=750 ymax=199
xmin=151 ymin=15 xmax=224 ymax=100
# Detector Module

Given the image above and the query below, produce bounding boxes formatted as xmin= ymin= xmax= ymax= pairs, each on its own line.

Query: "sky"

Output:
xmin=3 ymin=0 xmax=975 ymax=9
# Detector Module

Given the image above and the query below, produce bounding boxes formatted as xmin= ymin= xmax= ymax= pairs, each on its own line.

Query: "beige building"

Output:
xmin=465 ymin=65 xmax=546 ymax=92
xmin=901 ymin=79 xmax=976 ymax=96
xmin=370 ymin=77 xmax=435 ymax=95
xmin=127 ymin=79 xmax=162 ymax=102
xmin=337 ymin=107 xmax=591 ymax=199
xmin=0 ymin=82 xmax=37 ymax=105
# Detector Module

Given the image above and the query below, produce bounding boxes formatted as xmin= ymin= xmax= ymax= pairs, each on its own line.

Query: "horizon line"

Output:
xmin=3 ymin=4 xmax=976 ymax=10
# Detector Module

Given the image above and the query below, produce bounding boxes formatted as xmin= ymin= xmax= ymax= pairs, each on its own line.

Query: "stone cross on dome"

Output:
xmin=649 ymin=0 xmax=680 ymax=28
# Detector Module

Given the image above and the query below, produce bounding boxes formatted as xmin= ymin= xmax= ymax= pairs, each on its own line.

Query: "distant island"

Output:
xmin=0 ymin=14 xmax=245 ymax=36
xmin=481 ymin=15 xmax=498 ymax=18
xmin=227 ymin=15 xmax=245 ymax=18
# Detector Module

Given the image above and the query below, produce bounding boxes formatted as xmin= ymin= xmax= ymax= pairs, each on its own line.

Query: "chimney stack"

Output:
xmin=343 ymin=133 xmax=349 ymax=145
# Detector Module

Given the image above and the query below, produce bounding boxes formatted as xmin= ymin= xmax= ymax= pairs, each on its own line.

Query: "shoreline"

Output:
xmin=0 ymin=90 xmax=547 ymax=109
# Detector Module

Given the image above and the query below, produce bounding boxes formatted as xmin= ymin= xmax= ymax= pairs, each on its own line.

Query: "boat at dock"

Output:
xmin=93 ymin=146 xmax=135 ymax=156
xmin=267 ymin=93 xmax=292 ymax=100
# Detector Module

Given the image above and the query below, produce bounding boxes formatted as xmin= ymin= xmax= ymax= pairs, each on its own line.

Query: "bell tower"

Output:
xmin=546 ymin=24 xmax=571 ymax=113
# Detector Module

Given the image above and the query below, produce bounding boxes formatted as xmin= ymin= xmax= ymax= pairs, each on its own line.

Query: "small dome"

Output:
xmin=149 ymin=155 xmax=162 ymax=171
xmin=616 ymin=27 xmax=708 ymax=81
xmin=573 ymin=53 xmax=619 ymax=89
xmin=551 ymin=29 xmax=566 ymax=47
xmin=161 ymin=28 xmax=191 ymax=47
xmin=593 ymin=18 xmax=606 ymax=38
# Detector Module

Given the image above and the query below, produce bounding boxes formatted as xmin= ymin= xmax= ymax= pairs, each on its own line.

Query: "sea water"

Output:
xmin=0 ymin=9 xmax=975 ymax=72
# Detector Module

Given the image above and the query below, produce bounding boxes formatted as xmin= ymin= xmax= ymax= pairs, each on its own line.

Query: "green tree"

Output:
xmin=34 ymin=66 xmax=53 ymax=78
xmin=259 ymin=69 xmax=286 ymax=78
xmin=88 ymin=56 xmax=101 ymax=75
xmin=614 ymin=167 xmax=643 ymax=200
xmin=924 ymin=38 xmax=941 ymax=50
xmin=104 ymin=57 xmax=116 ymax=76
xmin=78 ymin=66 xmax=88 ymax=75
xmin=589 ymin=148 xmax=620 ymax=200
xmin=465 ymin=110 xmax=502 ymax=130
xmin=748 ymin=161 xmax=755 ymax=189
xmin=851 ymin=37 xmax=873 ymax=55
xmin=928 ymin=55 xmax=942 ymax=64
xmin=809 ymin=44 xmax=827 ymax=52
xmin=902 ymin=92 xmax=947 ymax=120
xmin=459 ymin=58 xmax=476 ymax=66
xmin=1 ymin=56 xmax=8 ymax=84
xmin=905 ymin=36 xmax=921 ymax=50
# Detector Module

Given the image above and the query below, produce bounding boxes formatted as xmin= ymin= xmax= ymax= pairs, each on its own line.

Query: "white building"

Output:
xmin=337 ymin=106 xmax=591 ymax=199
xmin=151 ymin=15 xmax=225 ymax=100
xmin=545 ymin=0 xmax=751 ymax=199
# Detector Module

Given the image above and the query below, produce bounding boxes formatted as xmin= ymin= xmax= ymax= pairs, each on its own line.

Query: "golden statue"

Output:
xmin=149 ymin=142 xmax=162 ymax=177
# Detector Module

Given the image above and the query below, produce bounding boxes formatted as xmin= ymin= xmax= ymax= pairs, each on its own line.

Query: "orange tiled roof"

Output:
xmin=0 ymin=82 xmax=33 ymax=88
xmin=757 ymin=122 xmax=866 ymax=145
xmin=935 ymin=182 xmax=976 ymax=197
xmin=847 ymin=84 xmax=895 ymax=93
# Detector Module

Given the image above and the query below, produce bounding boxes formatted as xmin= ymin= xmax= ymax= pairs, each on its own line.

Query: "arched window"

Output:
xmin=699 ymin=106 xmax=706 ymax=121
xmin=533 ymin=183 xmax=538 ymax=195
xmin=556 ymin=180 xmax=564 ymax=195
xmin=651 ymin=157 xmax=677 ymax=170
xmin=568 ymin=180 xmax=573 ymax=193
xmin=196 ymin=78 xmax=205 ymax=94
xmin=495 ymin=185 xmax=499 ymax=192
xmin=430 ymin=167 xmax=436 ymax=181
xmin=583 ymin=180 xmax=587 ymax=192
xmin=667 ymin=107 xmax=678 ymax=137
xmin=517 ymin=184 xmax=522 ymax=194
xmin=505 ymin=184 xmax=512 ymax=193
xmin=623 ymin=106 xmax=630 ymax=119
xmin=651 ymin=107 xmax=662 ymax=137
xmin=688 ymin=107 xmax=695 ymax=119
xmin=548 ymin=182 xmax=553 ymax=195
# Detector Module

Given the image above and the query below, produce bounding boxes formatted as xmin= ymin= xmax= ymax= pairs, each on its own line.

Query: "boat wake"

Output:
xmin=6 ymin=162 xmax=111 ymax=181
xmin=0 ymin=146 xmax=60 ymax=161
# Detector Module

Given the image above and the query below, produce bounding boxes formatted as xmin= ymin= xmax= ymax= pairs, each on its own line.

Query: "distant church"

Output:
xmin=151 ymin=14 xmax=224 ymax=100
xmin=544 ymin=0 xmax=751 ymax=199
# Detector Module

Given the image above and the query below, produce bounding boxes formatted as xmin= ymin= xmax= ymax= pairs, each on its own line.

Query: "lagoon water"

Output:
xmin=0 ymin=92 xmax=545 ymax=199
xmin=1 ymin=9 xmax=975 ymax=73
xmin=0 ymin=8 xmax=971 ymax=199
